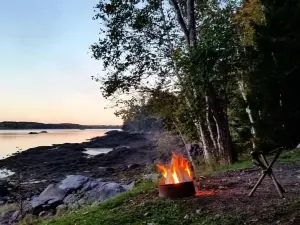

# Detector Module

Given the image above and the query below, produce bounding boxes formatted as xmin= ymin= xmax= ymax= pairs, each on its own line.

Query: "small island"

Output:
xmin=0 ymin=121 xmax=121 ymax=130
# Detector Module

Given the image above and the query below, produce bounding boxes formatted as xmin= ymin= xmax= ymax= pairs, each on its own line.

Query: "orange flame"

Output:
xmin=156 ymin=152 xmax=193 ymax=184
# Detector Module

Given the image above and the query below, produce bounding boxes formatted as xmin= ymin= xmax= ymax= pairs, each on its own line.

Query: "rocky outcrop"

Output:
xmin=0 ymin=175 xmax=135 ymax=224
xmin=30 ymin=175 xmax=134 ymax=215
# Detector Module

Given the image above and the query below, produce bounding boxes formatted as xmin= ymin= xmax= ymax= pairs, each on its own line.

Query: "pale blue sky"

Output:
xmin=0 ymin=0 xmax=121 ymax=125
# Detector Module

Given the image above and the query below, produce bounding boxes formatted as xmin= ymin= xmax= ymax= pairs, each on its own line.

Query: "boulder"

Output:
xmin=30 ymin=175 xmax=135 ymax=216
xmin=84 ymin=182 xmax=126 ymax=202
xmin=31 ymin=175 xmax=89 ymax=214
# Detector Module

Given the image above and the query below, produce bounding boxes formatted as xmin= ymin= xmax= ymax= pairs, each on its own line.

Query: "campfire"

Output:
xmin=156 ymin=152 xmax=197 ymax=198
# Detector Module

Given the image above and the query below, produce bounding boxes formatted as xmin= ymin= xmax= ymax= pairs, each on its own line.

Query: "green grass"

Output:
xmin=0 ymin=203 xmax=17 ymax=213
xmin=200 ymin=148 xmax=300 ymax=176
xmin=278 ymin=148 xmax=300 ymax=164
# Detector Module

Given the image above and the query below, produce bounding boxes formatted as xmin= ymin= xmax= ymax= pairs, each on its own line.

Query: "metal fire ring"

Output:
xmin=158 ymin=181 xmax=196 ymax=198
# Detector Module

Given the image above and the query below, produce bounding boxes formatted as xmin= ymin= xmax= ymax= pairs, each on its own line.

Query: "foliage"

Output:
xmin=91 ymin=0 xmax=300 ymax=165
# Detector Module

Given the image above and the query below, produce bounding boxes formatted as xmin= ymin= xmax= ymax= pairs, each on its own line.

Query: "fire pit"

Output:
xmin=156 ymin=152 xmax=196 ymax=198
xmin=158 ymin=181 xmax=196 ymax=198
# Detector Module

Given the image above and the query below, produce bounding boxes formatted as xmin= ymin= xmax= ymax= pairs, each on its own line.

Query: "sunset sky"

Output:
xmin=0 ymin=0 xmax=122 ymax=125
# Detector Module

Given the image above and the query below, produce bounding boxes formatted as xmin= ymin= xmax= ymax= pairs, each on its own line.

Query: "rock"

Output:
xmin=0 ymin=210 xmax=14 ymax=225
xmin=84 ymin=182 xmax=127 ymax=203
xmin=63 ymin=194 xmax=78 ymax=205
xmin=9 ymin=210 xmax=21 ymax=223
xmin=69 ymin=203 xmax=80 ymax=210
xmin=56 ymin=204 xmax=67 ymax=213
xmin=39 ymin=210 xmax=54 ymax=217
xmin=58 ymin=175 xmax=89 ymax=191
xmin=123 ymin=181 xmax=135 ymax=191
xmin=78 ymin=198 xmax=85 ymax=206
xmin=31 ymin=175 xmax=89 ymax=214
xmin=39 ymin=131 xmax=48 ymax=134
xmin=39 ymin=211 xmax=47 ymax=217
xmin=0 ymin=181 xmax=10 ymax=197
xmin=127 ymin=164 xmax=140 ymax=170
xmin=28 ymin=132 xmax=39 ymax=134
xmin=0 ymin=200 xmax=5 ymax=205
xmin=143 ymin=174 xmax=159 ymax=182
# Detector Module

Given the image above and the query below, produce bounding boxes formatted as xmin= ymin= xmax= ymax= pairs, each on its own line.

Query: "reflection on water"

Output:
xmin=84 ymin=148 xmax=112 ymax=156
xmin=0 ymin=129 xmax=115 ymax=159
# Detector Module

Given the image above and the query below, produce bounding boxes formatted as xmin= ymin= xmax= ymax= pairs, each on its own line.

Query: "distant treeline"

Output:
xmin=0 ymin=121 xmax=121 ymax=130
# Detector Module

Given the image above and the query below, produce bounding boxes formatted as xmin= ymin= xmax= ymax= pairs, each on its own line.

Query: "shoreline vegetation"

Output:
xmin=0 ymin=121 xmax=121 ymax=130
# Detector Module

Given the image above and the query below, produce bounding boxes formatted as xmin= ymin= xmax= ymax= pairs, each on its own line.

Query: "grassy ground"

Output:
xmin=21 ymin=148 xmax=300 ymax=225
xmin=0 ymin=203 xmax=17 ymax=213
xmin=200 ymin=148 xmax=300 ymax=175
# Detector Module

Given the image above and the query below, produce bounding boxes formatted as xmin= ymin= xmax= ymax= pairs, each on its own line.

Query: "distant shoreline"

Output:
xmin=0 ymin=121 xmax=121 ymax=130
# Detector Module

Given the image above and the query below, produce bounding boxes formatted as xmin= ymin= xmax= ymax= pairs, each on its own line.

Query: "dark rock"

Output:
xmin=127 ymin=164 xmax=140 ymax=170
xmin=28 ymin=132 xmax=39 ymax=134
xmin=39 ymin=131 xmax=48 ymax=134
xmin=0 ymin=181 xmax=10 ymax=197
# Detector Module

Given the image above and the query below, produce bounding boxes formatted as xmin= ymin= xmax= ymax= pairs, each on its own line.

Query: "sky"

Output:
xmin=0 ymin=0 xmax=122 ymax=125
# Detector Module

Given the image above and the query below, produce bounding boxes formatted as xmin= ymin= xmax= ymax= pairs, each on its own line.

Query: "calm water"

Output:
xmin=0 ymin=129 xmax=115 ymax=159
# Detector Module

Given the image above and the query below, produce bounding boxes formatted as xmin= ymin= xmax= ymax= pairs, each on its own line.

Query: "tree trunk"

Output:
xmin=196 ymin=121 xmax=213 ymax=165
xmin=207 ymin=87 xmax=237 ymax=164
xmin=238 ymin=80 xmax=257 ymax=150
xmin=205 ymin=95 xmax=218 ymax=150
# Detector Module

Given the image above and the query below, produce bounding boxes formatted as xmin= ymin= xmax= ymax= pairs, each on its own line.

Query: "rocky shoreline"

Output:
xmin=0 ymin=130 xmax=163 ymax=224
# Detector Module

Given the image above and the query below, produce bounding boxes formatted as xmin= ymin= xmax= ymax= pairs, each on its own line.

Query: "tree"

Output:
xmin=250 ymin=0 xmax=300 ymax=149
xmin=91 ymin=0 xmax=239 ymax=165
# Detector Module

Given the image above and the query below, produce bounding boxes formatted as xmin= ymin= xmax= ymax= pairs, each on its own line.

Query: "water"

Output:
xmin=0 ymin=129 xmax=116 ymax=159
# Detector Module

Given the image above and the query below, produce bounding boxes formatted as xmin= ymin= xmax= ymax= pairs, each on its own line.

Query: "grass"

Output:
xmin=22 ymin=149 xmax=300 ymax=225
xmin=0 ymin=203 xmax=17 ymax=213
xmin=199 ymin=148 xmax=300 ymax=176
